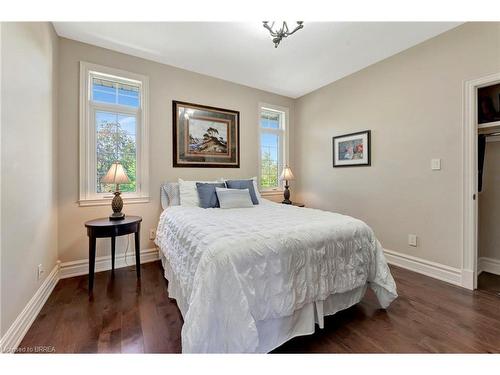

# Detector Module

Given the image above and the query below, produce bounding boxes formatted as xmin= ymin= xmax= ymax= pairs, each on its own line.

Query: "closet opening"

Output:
xmin=477 ymin=82 xmax=500 ymax=295
xmin=463 ymin=73 xmax=500 ymax=291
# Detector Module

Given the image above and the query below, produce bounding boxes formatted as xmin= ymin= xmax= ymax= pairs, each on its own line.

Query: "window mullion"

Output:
xmin=91 ymin=102 xmax=138 ymax=115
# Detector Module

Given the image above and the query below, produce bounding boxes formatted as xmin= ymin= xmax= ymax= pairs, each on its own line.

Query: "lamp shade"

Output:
xmin=101 ymin=162 xmax=130 ymax=185
xmin=280 ymin=166 xmax=295 ymax=181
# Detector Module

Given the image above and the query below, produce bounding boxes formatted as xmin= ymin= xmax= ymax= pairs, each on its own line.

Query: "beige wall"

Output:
xmin=57 ymin=38 xmax=294 ymax=263
xmin=1 ymin=23 xmax=59 ymax=336
xmin=478 ymin=140 xmax=500 ymax=261
xmin=294 ymin=22 xmax=500 ymax=269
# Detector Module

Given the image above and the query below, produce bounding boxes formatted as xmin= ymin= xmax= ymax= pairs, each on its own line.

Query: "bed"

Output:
xmin=155 ymin=183 xmax=398 ymax=353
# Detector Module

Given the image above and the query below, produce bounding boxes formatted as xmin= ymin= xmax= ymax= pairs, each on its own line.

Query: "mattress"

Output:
xmin=155 ymin=200 xmax=397 ymax=353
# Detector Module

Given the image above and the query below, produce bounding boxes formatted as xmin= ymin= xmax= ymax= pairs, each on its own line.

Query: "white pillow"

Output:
xmin=216 ymin=187 xmax=254 ymax=209
xmin=178 ymin=178 xmax=222 ymax=207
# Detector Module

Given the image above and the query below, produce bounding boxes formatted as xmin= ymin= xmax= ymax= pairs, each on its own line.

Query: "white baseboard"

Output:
xmin=0 ymin=248 xmax=159 ymax=353
xmin=59 ymin=248 xmax=159 ymax=279
xmin=383 ymin=249 xmax=463 ymax=287
xmin=478 ymin=257 xmax=500 ymax=276
xmin=0 ymin=262 xmax=60 ymax=353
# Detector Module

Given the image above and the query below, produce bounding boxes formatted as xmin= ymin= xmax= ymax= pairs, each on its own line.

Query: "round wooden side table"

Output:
xmin=84 ymin=216 xmax=142 ymax=294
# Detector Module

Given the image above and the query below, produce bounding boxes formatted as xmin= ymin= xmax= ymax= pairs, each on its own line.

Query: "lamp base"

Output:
xmin=282 ymin=183 xmax=292 ymax=205
xmin=109 ymin=190 xmax=125 ymax=220
xmin=109 ymin=212 xmax=125 ymax=221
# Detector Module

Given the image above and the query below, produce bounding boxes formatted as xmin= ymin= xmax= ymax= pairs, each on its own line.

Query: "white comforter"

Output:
xmin=155 ymin=200 xmax=397 ymax=353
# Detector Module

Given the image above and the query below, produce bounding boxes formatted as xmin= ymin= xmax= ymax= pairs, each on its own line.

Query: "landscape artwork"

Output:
xmin=187 ymin=118 xmax=229 ymax=156
xmin=173 ymin=101 xmax=240 ymax=167
xmin=332 ymin=130 xmax=371 ymax=167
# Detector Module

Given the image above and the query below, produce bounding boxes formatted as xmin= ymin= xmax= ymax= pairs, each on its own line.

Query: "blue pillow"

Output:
xmin=196 ymin=182 xmax=226 ymax=208
xmin=225 ymin=180 xmax=259 ymax=205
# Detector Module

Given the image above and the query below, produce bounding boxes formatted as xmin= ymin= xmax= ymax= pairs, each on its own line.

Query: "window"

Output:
xmin=79 ymin=62 xmax=149 ymax=206
xmin=259 ymin=104 xmax=288 ymax=191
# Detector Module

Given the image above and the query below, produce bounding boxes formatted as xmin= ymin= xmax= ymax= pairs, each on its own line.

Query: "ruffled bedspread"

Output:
xmin=155 ymin=201 xmax=397 ymax=353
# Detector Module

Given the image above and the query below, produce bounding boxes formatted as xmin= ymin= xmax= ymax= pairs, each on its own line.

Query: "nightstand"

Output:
xmin=84 ymin=215 xmax=142 ymax=295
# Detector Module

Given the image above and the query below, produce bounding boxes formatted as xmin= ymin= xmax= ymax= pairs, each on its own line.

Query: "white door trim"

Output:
xmin=462 ymin=72 xmax=500 ymax=290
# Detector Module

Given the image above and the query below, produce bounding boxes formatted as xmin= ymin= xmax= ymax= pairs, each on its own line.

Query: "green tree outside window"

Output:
xmin=96 ymin=120 xmax=136 ymax=193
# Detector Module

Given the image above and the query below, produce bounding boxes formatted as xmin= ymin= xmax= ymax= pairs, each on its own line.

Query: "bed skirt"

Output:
xmin=159 ymin=252 xmax=368 ymax=353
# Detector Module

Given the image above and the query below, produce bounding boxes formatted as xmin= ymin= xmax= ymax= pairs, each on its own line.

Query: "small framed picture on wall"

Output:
xmin=332 ymin=130 xmax=371 ymax=167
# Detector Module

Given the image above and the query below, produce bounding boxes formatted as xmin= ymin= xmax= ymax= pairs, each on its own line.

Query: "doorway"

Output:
xmin=463 ymin=73 xmax=500 ymax=291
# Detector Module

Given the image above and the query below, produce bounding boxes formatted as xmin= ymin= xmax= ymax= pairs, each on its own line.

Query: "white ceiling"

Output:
xmin=53 ymin=22 xmax=461 ymax=98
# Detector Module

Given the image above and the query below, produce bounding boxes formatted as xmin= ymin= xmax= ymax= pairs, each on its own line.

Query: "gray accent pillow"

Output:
xmin=225 ymin=179 xmax=259 ymax=205
xmin=196 ymin=182 xmax=226 ymax=208
xmin=161 ymin=182 xmax=180 ymax=209
xmin=215 ymin=187 xmax=254 ymax=209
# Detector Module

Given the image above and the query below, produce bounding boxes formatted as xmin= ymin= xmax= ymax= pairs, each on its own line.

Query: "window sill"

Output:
xmin=78 ymin=196 xmax=150 ymax=207
xmin=260 ymin=189 xmax=284 ymax=197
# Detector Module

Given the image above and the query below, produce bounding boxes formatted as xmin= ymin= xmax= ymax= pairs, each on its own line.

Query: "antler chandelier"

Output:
xmin=262 ymin=21 xmax=304 ymax=48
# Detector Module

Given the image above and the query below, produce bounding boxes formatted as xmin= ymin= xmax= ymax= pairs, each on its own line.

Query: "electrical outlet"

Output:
xmin=37 ymin=264 xmax=45 ymax=280
xmin=408 ymin=234 xmax=417 ymax=247
xmin=431 ymin=158 xmax=441 ymax=170
xmin=149 ymin=228 xmax=156 ymax=240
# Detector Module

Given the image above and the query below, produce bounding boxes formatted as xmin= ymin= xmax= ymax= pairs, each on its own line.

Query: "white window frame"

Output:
xmin=79 ymin=61 xmax=150 ymax=206
xmin=258 ymin=103 xmax=289 ymax=193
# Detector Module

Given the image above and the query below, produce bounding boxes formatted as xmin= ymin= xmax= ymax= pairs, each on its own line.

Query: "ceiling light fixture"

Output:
xmin=262 ymin=21 xmax=304 ymax=48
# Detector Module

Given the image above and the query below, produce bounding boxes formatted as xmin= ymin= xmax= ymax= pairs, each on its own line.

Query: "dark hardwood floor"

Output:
xmin=478 ymin=272 xmax=500 ymax=295
xmin=19 ymin=262 xmax=183 ymax=353
xmin=19 ymin=261 xmax=500 ymax=353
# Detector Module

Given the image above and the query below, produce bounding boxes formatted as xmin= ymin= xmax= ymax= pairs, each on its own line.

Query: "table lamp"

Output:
xmin=280 ymin=166 xmax=295 ymax=204
xmin=101 ymin=162 xmax=130 ymax=220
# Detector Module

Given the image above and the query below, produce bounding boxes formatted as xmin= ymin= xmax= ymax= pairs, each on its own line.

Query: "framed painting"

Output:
xmin=173 ymin=101 xmax=240 ymax=168
xmin=332 ymin=130 xmax=371 ymax=167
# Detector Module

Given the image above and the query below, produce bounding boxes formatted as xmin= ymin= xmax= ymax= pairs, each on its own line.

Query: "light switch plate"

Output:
xmin=408 ymin=234 xmax=417 ymax=247
xmin=431 ymin=158 xmax=441 ymax=170
xmin=37 ymin=264 xmax=44 ymax=280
